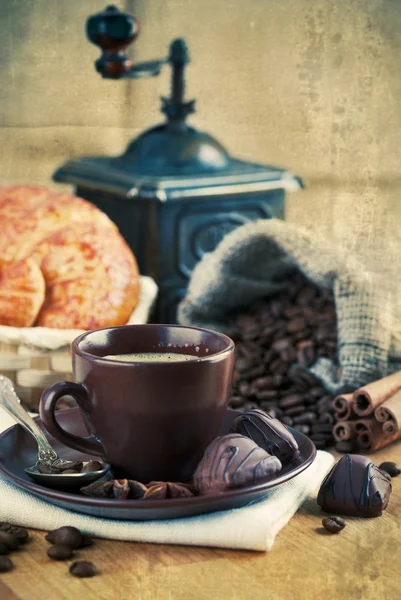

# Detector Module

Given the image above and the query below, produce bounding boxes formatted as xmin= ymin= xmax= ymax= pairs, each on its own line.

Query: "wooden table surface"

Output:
xmin=1 ymin=443 xmax=400 ymax=600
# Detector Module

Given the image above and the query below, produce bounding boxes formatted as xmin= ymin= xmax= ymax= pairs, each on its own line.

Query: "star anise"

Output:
xmin=127 ymin=480 xmax=148 ymax=499
xmin=80 ymin=480 xmax=114 ymax=498
xmin=112 ymin=479 xmax=130 ymax=499
xmin=144 ymin=481 xmax=194 ymax=500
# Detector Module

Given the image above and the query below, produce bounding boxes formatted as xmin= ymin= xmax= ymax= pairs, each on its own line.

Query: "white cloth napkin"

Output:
xmin=0 ymin=411 xmax=334 ymax=552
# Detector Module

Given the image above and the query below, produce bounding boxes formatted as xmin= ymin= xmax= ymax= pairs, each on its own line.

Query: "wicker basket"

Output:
xmin=0 ymin=276 xmax=158 ymax=412
xmin=0 ymin=341 xmax=73 ymax=411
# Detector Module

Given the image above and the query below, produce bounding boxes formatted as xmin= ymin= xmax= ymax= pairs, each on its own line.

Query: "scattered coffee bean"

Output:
xmin=69 ymin=561 xmax=98 ymax=578
xmin=0 ymin=544 xmax=10 ymax=555
xmin=0 ymin=523 xmax=29 ymax=544
xmin=45 ymin=526 xmax=82 ymax=549
xmin=378 ymin=462 xmax=401 ymax=478
xmin=0 ymin=556 xmax=14 ymax=572
xmin=335 ymin=440 xmax=357 ymax=453
xmin=322 ymin=516 xmax=346 ymax=534
xmin=0 ymin=531 xmax=19 ymax=551
xmin=47 ymin=544 xmax=74 ymax=561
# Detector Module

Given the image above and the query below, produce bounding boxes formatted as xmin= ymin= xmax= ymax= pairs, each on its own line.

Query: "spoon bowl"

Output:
xmin=0 ymin=375 xmax=110 ymax=491
xmin=24 ymin=463 xmax=110 ymax=491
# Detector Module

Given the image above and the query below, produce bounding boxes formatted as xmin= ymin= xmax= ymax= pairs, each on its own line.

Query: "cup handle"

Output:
xmin=39 ymin=381 xmax=104 ymax=457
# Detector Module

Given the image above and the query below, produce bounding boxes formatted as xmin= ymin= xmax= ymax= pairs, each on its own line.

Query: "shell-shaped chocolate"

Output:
xmin=317 ymin=454 xmax=392 ymax=518
xmin=230 ymin=409 xmax=300 ymax=463
xmin=193 ymin=434 xmax=282 ymax=495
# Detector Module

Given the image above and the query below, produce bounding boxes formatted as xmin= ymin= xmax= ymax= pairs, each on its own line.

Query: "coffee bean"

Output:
xmin=69 ymin=561 xmax=98 ymax=578
xmin=253 ymin=376 xmax=275 ymax=390
xmin=0 ymin=557 xmax=14 ymax=572
xmin=45 ymin=526 xmax=82 ymax=549
xmin=312 ymin=423 xmax=333 ymax=434
xmin=47 ymin=544 xmax=74 ymax=561
xmin=272 ymin=338 xmax=291 ymax=353
xmin=378 ymin=462 xmax=401 ymax=478
xmin=318 ymin=412 xmax=335 ymax=425
xmin=284 ymin=405 xmax=306 ymax=417
xmin=229 ymin=396 xmax=244 ymax=409
xmin=298 ymin=344 xmax=316 ymax=367
xmin=255 ymin=390 xmax=277 ymax=401
xmin=310 ymin=386 xmax=325 ymax=398
xmin=280 ymin=348 xmax=298 ymax=363
xmin=281 ymin=416 xmax=294 ymax=426
xmin=293 ymin=424 xmax=311 ymax=435
xmin=239 ymin=383 xmax=253 ymax=397
xmin=322 ymin=516 xmax=346 ymax=534
xmin=279 ymin=394 xmax=304 ymax=409
xmin=272 ymin=374 xmax=283 ymax=387
xmin=38 ymin=463 xmax=56 ymax=474
xmin=293 ymin=412 xmax=316 ymax=425
xmin=0 ymin=544 xmax=10 ymax=555
xmin=57 ymin=461 xmax=83 ymax=472
xmin=0 ymin=531 xmax=19 ymax=551
xmin=0 ymin=524 xmax=29 ymax=544
xmin=335 ymin=440 xmax=357 ymax=453
xmin=287 ymin=318 xmax=306 ymax=333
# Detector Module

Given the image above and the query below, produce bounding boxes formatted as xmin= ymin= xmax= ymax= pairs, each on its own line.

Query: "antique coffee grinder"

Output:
xmin=54 ymin=5 xmax=302 ymax=322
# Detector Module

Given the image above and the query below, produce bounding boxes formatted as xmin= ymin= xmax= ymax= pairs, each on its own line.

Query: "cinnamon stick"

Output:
xmin=355 ymin=417 xmax=401 ymax=452
xmin=383 ymin=420 xmax=397 ymax=435
xmin=332 ymin=394 xmax=355 ymax=421
xmin=374 ymin=389 xmax=401 ymax=433
xmin=357 ymin=427 xmax=401 ymax=452
xmin=332 ymin=420 xmax=358 ymax=442
xmin=352 ymin=371 xmax=401 ymax=417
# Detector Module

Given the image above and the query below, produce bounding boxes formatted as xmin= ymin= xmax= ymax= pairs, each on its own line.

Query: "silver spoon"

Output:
xmin=0 ymin=375 xmax=110 ymax=490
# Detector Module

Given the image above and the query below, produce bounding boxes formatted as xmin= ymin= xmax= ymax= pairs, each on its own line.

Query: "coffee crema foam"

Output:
xmin=102 ymin=352 xmax=198 ymax=363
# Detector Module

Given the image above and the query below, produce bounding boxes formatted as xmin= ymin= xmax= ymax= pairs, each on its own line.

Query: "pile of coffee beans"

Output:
xmin=225 ymin=272 xmax=337 ymax=449
xmin=0 ymin=523 xmax=99 ymax=577
xmin=37 ymin=459 xmax=103 ymax=475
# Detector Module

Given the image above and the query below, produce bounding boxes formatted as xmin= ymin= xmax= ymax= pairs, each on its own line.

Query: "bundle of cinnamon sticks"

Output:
xmin=332 ymin=371 xmax=401 ymax=452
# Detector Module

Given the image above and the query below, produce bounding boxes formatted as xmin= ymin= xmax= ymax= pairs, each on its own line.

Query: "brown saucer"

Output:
xmin=0 ymin=408 xmax=316 ymax=521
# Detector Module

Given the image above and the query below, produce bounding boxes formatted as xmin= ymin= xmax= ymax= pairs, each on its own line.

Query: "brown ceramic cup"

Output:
xmin=39 ymin=324 xmax=234 ymax=483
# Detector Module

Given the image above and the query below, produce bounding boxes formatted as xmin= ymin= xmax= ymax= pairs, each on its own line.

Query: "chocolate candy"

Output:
xmin=193 ymin=434 xmax=282 ymax=495
xmin=317 ymin=454 xmax=392 ymax=518
xmin=230 ymin=409 xmax=300 ymax=463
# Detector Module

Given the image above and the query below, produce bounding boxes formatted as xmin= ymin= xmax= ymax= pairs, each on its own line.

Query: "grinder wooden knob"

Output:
xmin=86 ymin=5 xmax=139 ymax=78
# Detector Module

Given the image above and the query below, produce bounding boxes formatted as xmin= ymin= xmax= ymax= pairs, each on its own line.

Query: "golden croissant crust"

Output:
xmin=0 ymin=186 xmax=140 ymax=329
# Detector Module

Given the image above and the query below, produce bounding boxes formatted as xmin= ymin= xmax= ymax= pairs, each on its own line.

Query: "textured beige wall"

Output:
xmin=0 ymin=0 xmax=400 ymax=273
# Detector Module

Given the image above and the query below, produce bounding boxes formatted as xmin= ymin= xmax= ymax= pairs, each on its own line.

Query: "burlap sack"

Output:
xmin=178 ymin=219 xmax=400 ymax=394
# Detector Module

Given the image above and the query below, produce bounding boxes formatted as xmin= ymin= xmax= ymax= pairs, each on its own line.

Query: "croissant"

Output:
xmin=0 ymin=186 xmax=140 ymax=329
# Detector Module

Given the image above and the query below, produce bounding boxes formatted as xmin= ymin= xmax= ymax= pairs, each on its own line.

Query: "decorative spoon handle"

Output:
xmin=0 ymin=375 xmax=58 ymax=465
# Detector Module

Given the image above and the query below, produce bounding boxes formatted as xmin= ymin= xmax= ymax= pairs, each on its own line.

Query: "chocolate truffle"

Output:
xmin=317 ymin=454 xmax=392 ymax=518
xmin=193 ymin=434 xmax=282 ymax=495
xmin=230 ymin=409 xmax=300 ymax=463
